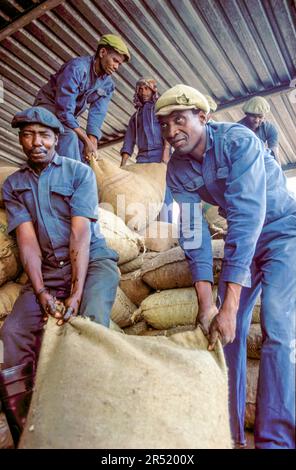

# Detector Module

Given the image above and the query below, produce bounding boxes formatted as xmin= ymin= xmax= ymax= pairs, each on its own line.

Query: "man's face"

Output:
xmin=138 ymin=85 xmax=154 ymax=103
xmin=98 ymin=48 xmax=125 ymax=75
xmin=158 ymin=110 xmax=207 ymax=155
xmin=19 ymin=123 xmax=57 ymax=167
xmin=245 ymin=113 xmax=265 ymax=131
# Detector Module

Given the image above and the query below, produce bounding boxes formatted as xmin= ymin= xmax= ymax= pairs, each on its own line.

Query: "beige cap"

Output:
xmin=155 ymin=84 xmax=210 ymax=116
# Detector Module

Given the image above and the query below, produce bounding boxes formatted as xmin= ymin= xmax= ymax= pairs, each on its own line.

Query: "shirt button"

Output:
xmin=59 ymin=261 xmax=64 ymax=266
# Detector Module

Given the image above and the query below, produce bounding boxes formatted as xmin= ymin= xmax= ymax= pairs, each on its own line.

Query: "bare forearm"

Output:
xmin=18 ymin=243 xmax=43 ymax=293
xmin=69 ymin=230 xmax=90 ymax=296
xmin=161 ymin=141 xmax=170 ymax=163
xmin=194 ymin=280 xmax=214 ymax=309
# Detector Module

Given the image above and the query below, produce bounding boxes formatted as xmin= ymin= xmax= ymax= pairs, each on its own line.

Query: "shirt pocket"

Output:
xmin=183 ymin=175 xmax=205 ymax=192
xmin=50 ymin=185 xmax=74 ymax=219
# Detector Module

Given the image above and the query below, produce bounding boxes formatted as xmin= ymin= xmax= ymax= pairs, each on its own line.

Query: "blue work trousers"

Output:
xmin=221 ymin=214 xmax=296 ymax=449
xmin=0 ymin=258 xmax=119 ymax=369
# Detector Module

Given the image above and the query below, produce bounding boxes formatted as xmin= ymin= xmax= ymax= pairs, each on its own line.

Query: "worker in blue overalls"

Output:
xmin=120 ymin=78 xmax=173 ymax=223
xmin=155 ymin=84 xmax=296 ymax=449
xmin=0 ymin=107 xmax=120 ymax=446
xmin=238 ymin=96 xmax=279 ymax=161
xmin=34 ymin=34 xmax=130 ymax=162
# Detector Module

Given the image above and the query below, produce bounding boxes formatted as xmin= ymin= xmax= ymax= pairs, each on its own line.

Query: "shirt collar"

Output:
xmin=19 ymin=152 xmax=62 ymax=172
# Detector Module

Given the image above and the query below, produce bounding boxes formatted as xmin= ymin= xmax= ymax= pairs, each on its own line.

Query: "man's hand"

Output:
xmin=63 ymin=293 xmax=81 ymax=322
xmin=197 ymin=304 xmax=218 ymax=335
xmin=84 ymin=137 xmax=98 ymax=161
xmin=208 ymin=308 xmax=237 ymax=350
xmin=38 ymin=291 xmax=66 ymax=326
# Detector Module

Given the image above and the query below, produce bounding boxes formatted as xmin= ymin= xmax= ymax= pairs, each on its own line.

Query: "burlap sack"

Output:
xmin=251 ymin=296 xmax=261 ymax=324
xmin=132 ymin=287 xmax=217 ymax=330
xmin=0 ymin=282 xmax=22 ymax=320
xmin=203 ymin=204 xmax=227 ymax=238
xmin=98 ymin=208 xmax=144 ymax=265
xmin=91 ymin=155 xmax=166 ymax=231
xmin=16 ymin=271 xmax=29 ymax=286
xmin=247 ymin=324 xmax=262 ymax=359
xmin=141 ymin=240 xmax=224 ymax=290
xmin=120 ymin=270 xmax=152 ymax=307
xmin=0 ymin=210 xmax=21 ymax=287
xmin=123 ymin=320 xmax=149 ymax=336
xmin=245 ymin=359 xmax=259 ymax=429
xmin=119 ymin=251 xmax=158 ymax=274
xmin=110 ymin=287 xmax=137 ymax=328
xmin=20 ymin=317 xmax=232 ymax=449
xmin=0 ymin=167 xmax=18 ymax=209
xmin=0 ymin=412 xmax=13 ymax=449
xmin=142 ymin=324 xmax=196 ymax=337
xmin=139 ymin=221 xmax=179 ymax=252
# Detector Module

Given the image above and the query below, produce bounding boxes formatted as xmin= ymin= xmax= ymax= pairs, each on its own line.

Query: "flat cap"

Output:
xmin=155 ymin=84 xmax=210 ymax=116
xmin=204 ymin=95 xmax=218 ymax=113
xmin=11 ymin=106 xmax=64 ymax=133
xmin=242 ymin=96 xmax=270 ymax=115
xmin=98 ymin=34 xmax=130 ymax=62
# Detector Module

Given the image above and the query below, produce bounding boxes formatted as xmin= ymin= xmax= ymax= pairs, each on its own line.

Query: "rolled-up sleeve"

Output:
xmin=71 ymin=165 xmax=99 ymax=221
xmin=2 ymin=180 xmax=32 ymax=234
xmin=55 ymin=63 xmax=83 ymax=129
xmin=86 ymin=84 xmax=115 ymax=140
xmin=120 ymin=115 xmax=136 ymax=156
xmin=222 ymin=130 xmax=266 ymax=286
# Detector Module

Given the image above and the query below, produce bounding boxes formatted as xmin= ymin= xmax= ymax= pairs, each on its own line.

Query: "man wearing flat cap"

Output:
xmin=238 ymin=96 xmax=279 ymax=160
xmin=34 ymin=34 xmax=130 ymax=162
xmin=155 ymin=84 xmax=296 ymax=449
xmin=120 ymin=77 xmax=173 ymax=222
xmin=0 ymin=107 xmax=119 ymax=446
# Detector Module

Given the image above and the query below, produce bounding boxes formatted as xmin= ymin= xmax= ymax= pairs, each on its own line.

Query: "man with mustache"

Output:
xmin=155 ymin=84 xmax=296 ymax=449
xmin=238 ymin=96 xmax=279 ymax=161
xmin=34 ymin=34 xmax=130 ymax=162
xmin=0 ymin=107 xmax=119 ymax=446
xmin=120 ymin=77 xmax=173 ymax=222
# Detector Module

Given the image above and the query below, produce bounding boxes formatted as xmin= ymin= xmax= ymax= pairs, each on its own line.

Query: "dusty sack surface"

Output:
xmin=139 ymin=221 xmax=179 ymax=252
xmin=0 ymin=210 xmax=21 ymax=287
xmin=20 ymin=317 xmax=232 ymax=449
xmin=91 ymin=156 xmax=166 ymax=231
xmin=0 ymin=167 xmax=18 ymax=209
xmin=0 ymin=282 xmax=22 ymax=320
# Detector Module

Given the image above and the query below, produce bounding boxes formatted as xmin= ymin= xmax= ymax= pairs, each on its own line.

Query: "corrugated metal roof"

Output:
xmin=0 ymin=0 xmax=295 ymax=168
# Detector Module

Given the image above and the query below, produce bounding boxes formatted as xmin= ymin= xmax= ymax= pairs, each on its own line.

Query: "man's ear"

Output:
xmin=99 ymin=47 xmax=107 ymax=58
xmin=198 ymin=110 xmax=208 ymax=124
xmin=55 ymin=133 xmax=59 ymax=146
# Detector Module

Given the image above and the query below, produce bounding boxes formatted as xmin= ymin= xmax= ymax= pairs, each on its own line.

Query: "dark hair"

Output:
xmin=191 ymin=108 xmax=202 ymax=115
xmin=95 ymin=44 xmax=115 ymax=58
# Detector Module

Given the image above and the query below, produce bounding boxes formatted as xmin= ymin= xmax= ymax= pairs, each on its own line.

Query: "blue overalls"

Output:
xmin=34 ymin=56 xmax=115 ymax=162
xmin=167 ymin=122 xmax=296 ymax=449
xmin=0 ymin=154 xmax=119 ymax=369
xmin=121 ymin=101 xmax=173 ymax=223
xmin=238 ymin=116 xmax=279 ymax=159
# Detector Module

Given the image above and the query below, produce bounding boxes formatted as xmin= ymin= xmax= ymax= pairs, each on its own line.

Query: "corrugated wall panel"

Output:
xmin=0 ymin=0 xmax=295 ymax=167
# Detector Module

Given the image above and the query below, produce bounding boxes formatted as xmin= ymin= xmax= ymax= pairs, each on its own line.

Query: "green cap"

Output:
xmin=204 ymin=95 xmax=217 ymax=113
xmin=98 ymin=34 xmax=130 ymax=62
xmin=155 ymin=84 xmax=210 ymax=116
xmin=242 ymin=96 xmax=270 ymax=115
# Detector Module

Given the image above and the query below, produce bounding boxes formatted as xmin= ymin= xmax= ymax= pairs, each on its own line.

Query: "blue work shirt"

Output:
xmin=238 ymin=117 xmax=279 ymax=154
xmin=121 ymin=102 xmax=164 ymax=163
xmin=167 ymin=122 xmax=296 ymax=287
xmin=2 ymin=154 xmax=118 ymax=277
xmin=34 ymin=55 xmax=114 ymax=140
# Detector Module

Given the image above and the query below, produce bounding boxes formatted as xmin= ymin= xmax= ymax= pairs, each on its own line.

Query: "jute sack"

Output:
xmin=139 ymin=221 xmax=179 ymax=252
xmin=141 ymin=240 xmax=224 ymax=290
xmin=0 ymin=282 xmax=22 ymax=320
xmin=120 ymin=270 xmax=152 ymax=307
xmin=0 ymin=210 xmax=21 ymax=287
xmin=123 ymin=320 xmax=149 ymax=336
xmin=247 ymin=324 xmax=262 ymax=360
xmin=0 ymin=167 xmax=18 ymax=209
xmin=98 ymin=208 xmax=144 ymax=265
xmin=20 ymin=317 xmax=232 ymax=449
xmin=245 ymin=359 xmax=259 ymax=429
xmin=203 ymin=203 xmax=227 ymax=238
xmin=110 ymin=287 xmax=137 ymax=328
xmin=119 ymin=251 xmax=159 ymax=274
xmin=251 ymin=296 xmax=261 ymax=324
xmin=90 ymin=155 xmax=166 ymax=231
xmin=132 ymin=287 xmax=217 ymax=330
